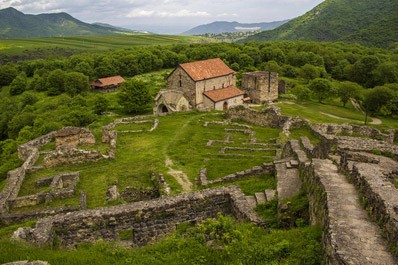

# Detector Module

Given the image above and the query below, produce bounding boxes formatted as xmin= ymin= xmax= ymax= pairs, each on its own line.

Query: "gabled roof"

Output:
xmin=90 ymin=75 xmax=125 ymax=87
xmin=203 ymin=86 xmax=244 ymax=102
xmin=177 ymin=58 xmax=236 ymax=82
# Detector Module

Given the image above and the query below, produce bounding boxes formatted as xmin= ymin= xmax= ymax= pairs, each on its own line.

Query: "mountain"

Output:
xmin=242 ymin=0 xmax=398 ymax=48
xmin=92 ymin=23 xmax=151 ymax=34
xmin=182 ymin=20 xmax=290 ymax=35
xmin=0 ymin=7 xmax=144 ymax=38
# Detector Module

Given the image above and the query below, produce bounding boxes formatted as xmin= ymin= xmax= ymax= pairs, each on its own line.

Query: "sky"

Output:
xmin=0 ymin=0 xmax=325 ymax=34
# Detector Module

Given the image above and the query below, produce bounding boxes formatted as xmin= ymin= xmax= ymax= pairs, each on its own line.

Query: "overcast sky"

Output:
xmin=1 ymin=0 xmax=325 ymax=34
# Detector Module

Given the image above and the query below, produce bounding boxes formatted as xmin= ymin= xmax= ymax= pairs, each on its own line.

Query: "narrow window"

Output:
xmin=179 ymin=80 xmax=182 ymax=87
xmin=268 ymin=72 xmax=271 ymax=93
xmin=222 ymin=83 xmax=224 ymax=88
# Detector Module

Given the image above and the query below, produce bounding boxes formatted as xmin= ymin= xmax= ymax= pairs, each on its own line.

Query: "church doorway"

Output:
xmin=223 ymin=101 xmax=228 ymax=111
xmin=159 ymin=104 xmax=169 ymax=113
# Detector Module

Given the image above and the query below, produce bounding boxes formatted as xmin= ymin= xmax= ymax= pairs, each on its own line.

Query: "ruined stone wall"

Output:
xmin=200 ymin=163 xmax=275 ymax=186
xmin=241 ymin=72 xmax=278 ymax=104
xmin=226 ymin=105 xmax=300 ymax=130
xmin=345 ymin=160 xmax=398 ymax=254
xmin=55 ymin=127 xmax=95 ymax=148
xmin=13 ymin=186 xmax=264 ymax=247
xmin=43 ymin=147 xmax=108 ymax=168
xmin=0 ymin=148 xmax=39 ymax=213
xmin=167 ymin=67 xmax=196 ymax=107
xmin=18 ymin=131 xmax=56 ymax=161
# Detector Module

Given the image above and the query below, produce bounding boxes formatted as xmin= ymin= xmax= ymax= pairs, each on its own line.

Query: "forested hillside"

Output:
xmin=0 ymin=41 xmax=397 ymax=184
xmin=243 ymin=0 xmax=398 ymax=48
xmin=0 ymin=7 xmax=138 ymax=38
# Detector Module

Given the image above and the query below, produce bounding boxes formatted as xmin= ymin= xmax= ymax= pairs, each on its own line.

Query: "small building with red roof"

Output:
xmin=163 ymin=58 xmax=245 ymax=111
xmin=90 ymin=75 xmax=126 ymax=92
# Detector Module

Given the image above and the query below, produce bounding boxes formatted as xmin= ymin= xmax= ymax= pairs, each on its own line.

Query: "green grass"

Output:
xmin=208 ymin=174 xmax=276 ymax=195
xmin=113 ymin=123 xmax=154 ymax=132
xmin=289 ymin=126 xmax=320 ymax=145
xmin=0 ymin=35 xmax=209 ymax=57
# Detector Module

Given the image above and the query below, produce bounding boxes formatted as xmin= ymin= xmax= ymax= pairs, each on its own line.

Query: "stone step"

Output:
xmin=245 ymin=196 xmax=257 ymax=208
xmin=264 ymin=189 xmax=276 ymax=201
xmin=310 ymin=159 xmax=395 ymax=264
xmin=254 ymin=192 xmax=266 ymax=204
xmin=290 ymin=160 xmax=299 ymax=168
xmin=285 ymin=162 xmax=292 ymax=168
xmin=276 ymin=163 xmax=301 ymax=200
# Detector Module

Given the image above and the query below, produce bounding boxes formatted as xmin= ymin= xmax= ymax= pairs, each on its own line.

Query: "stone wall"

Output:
xmin=43 ymin=147 xmax=108 ymax=168
xmin=167 ymin=67 xmax=196 ymax=107
xmin=241 ymin=72 xmax=278 ymax=104
xmin=121 ymin=187 xmax=159 ymax=203
xmin=199 ymin=163 xmax=275 ymax=186
xmin=7 ymin=172 xmax=79 ymax=210
xmin=18 ymin=131 xmax=56 ymax=161
xmin=340 ymin=152 xmax=398 ymax=254
xmin=13 ymin=186 xmax=264 ymax=247
xmin=226 ymin=105 xmax=307 ymax=135
xmin=55 ymin=127 xmax=95 ymax=148
xmin=0 ymin=206 xmax=79 ymax=226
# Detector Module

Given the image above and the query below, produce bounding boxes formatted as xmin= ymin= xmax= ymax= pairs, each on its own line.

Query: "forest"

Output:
xmin=0 ymin=40 xmax=398 ymax=184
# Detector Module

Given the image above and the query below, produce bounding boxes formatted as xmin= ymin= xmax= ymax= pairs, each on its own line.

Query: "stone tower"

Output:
xmin=241 ymin=72 xmax=278 ymax=104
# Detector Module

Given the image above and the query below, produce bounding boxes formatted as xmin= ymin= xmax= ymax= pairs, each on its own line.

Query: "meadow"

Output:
xmin=0 ymin=34 xmax=210 ymax=59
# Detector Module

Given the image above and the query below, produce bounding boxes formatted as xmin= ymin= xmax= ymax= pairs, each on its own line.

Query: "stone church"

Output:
xmin=153 ymin=58 xmax=245 ymax=114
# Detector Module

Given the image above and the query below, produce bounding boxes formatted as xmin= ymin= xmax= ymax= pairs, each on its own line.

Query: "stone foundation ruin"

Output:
xmin=12 ymin=186 xmax=264 ymax=247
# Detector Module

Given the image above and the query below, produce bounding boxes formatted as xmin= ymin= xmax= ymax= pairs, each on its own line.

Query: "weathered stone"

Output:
xmin=254 ymin=193 xmax=266 ymax=204
xmin=276 ymin=163 xmax=301 ymax=200
xmin=55 ymin=127 xmax=95 ymax=148
xmin=3 ymin=260 xmax=50 ymax=265
xmin=44 ymin=146 xmax=107 ymax=167
xmin=303 ymin=159 xmax=396 ymax=265
xmin=106 ymin=185 xmax=120 ymax=201
xmin=12 ymin=186 xmax=264 ymax=247
xmin=264 ymin=190 xmax=276 ymax=201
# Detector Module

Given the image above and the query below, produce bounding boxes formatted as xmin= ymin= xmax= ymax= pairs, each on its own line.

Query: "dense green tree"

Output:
xmin=363 ymin=86 xmax=394 ymax=115
xmin=7 ymin=112 xmax=36 ymax=139
xmin=337 ymin=81 xmax=362 ymax=107
xmin=350 ymin=55 xmax=380 ymax=87
xmin=9 ymin=72 xmax=27 ymax=96
xmin=29 ymin=74 xmax=47 ymax=91
xmin=47 ymin=69 xmax=66 ymax=95
xmin=373 ymin=62 xmax=398 ymax=85
xmin=64 ymin=72 xmax=89 ymax=96
xmin=260 ymin=60 xmax=281 ymax=73
xmin=281 ymin=65 xmax=300 ymax=78
xmin=308 ymin=78 xmax=335 ymax=103
xmin=20 ymin=91 xmax=38 ymax=108
xmin=300 ymin=64 xmax=320 ymax=81
xmin=0 ymin=63 xmax=18 ymax=86
xmin=118 ymin=79 xmax=152 ymax=113
xmin=93 ymin=94 xmax=110 ymax=114
xmin=294 ymin=85 xmax=312 ymax=102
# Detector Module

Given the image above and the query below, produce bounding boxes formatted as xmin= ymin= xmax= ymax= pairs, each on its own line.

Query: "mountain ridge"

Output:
xmin=0 ymin=7 xmax=145 ymax=38
xmin=242 ymin=0 xmax=398 ymax=47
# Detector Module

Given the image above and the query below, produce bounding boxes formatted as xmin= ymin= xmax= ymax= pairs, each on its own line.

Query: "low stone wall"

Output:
xmin=0 ymin=149 xmax=39 ymax=214
xmin=18 ymin=131 xmax=56 ymax=161
xmin=102 ymin=119 xmax=159 ymax=143
xmin=55 ymin=127 xmax=95 ymax=148
xmin=340 ymin=154 xmax=398 ymax=254
xmin=152 ymin=173 xmax=171 ymax=196
xmin=121 ymin=187 xmax=159 ymax=202
xmin=226 ymin=105 xmax=307 ymax=135
xmin=200 ymin=163 xmax=275 ymax=186
xmin=281 ymin=140 xmax=309 ymax=164
xmin=7 ymin=172 xmax=79 ymax=210
xmin=300 ymin=137 xmax=314 ymax=158
xmin=0 ymin=206 xmax=79 ymax=226
xmin=12 ymin=186 xmax=264 ymax=247
xmin=43 ymin=147 xmax=108 ymax=167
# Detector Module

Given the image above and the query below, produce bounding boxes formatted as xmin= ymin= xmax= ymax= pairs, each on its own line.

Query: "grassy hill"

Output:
xmin=243 ymin=0 xmax=398 ymax=48
xmin=0 ymin=7 xmax=142 ymax=39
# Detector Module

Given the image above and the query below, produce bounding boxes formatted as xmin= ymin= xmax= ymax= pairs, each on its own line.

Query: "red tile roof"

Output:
xmin=179 ymin=58 xmax=235 ymax=81
xmin=90 ymin=75 xmax=126 ymax=87
xmin=203 ymin=86 xmax=244 ymax=102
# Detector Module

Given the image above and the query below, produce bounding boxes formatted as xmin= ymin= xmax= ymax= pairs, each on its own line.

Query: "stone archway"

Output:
xmin=223 ymin=102 xmax=228 ymax=111
xmin=158 ymin=104 xmax=169 ymax=113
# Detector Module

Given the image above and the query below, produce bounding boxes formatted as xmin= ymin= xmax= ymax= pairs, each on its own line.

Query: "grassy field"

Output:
xmin=0 ymin=34 xmax=210 ymax=57
xmin=13 ymin=111 xmax=283 ymax=211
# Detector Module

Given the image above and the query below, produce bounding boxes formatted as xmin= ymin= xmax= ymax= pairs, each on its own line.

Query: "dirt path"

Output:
xmin=319 ymin=112 xmax=352 ymax=121
xmin=165 ymin=158 xmax=193 ymax=193
xmin=163 ymin=116 xmax=197 ymax=193
xmin=350 ymin=98 xmax=382 ymax=125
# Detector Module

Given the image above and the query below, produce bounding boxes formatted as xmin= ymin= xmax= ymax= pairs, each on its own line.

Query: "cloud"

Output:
xmin=127 ymin=8 xmax=210 ymax=18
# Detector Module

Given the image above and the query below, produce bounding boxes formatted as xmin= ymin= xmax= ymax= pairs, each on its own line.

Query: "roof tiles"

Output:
xmin=203 ymin=86 xmax=244 ymax=102
xmin=179 ymin=58 xmax=235 ymax=81
xmin=90 ymin=75 xmax=125 ymax=87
